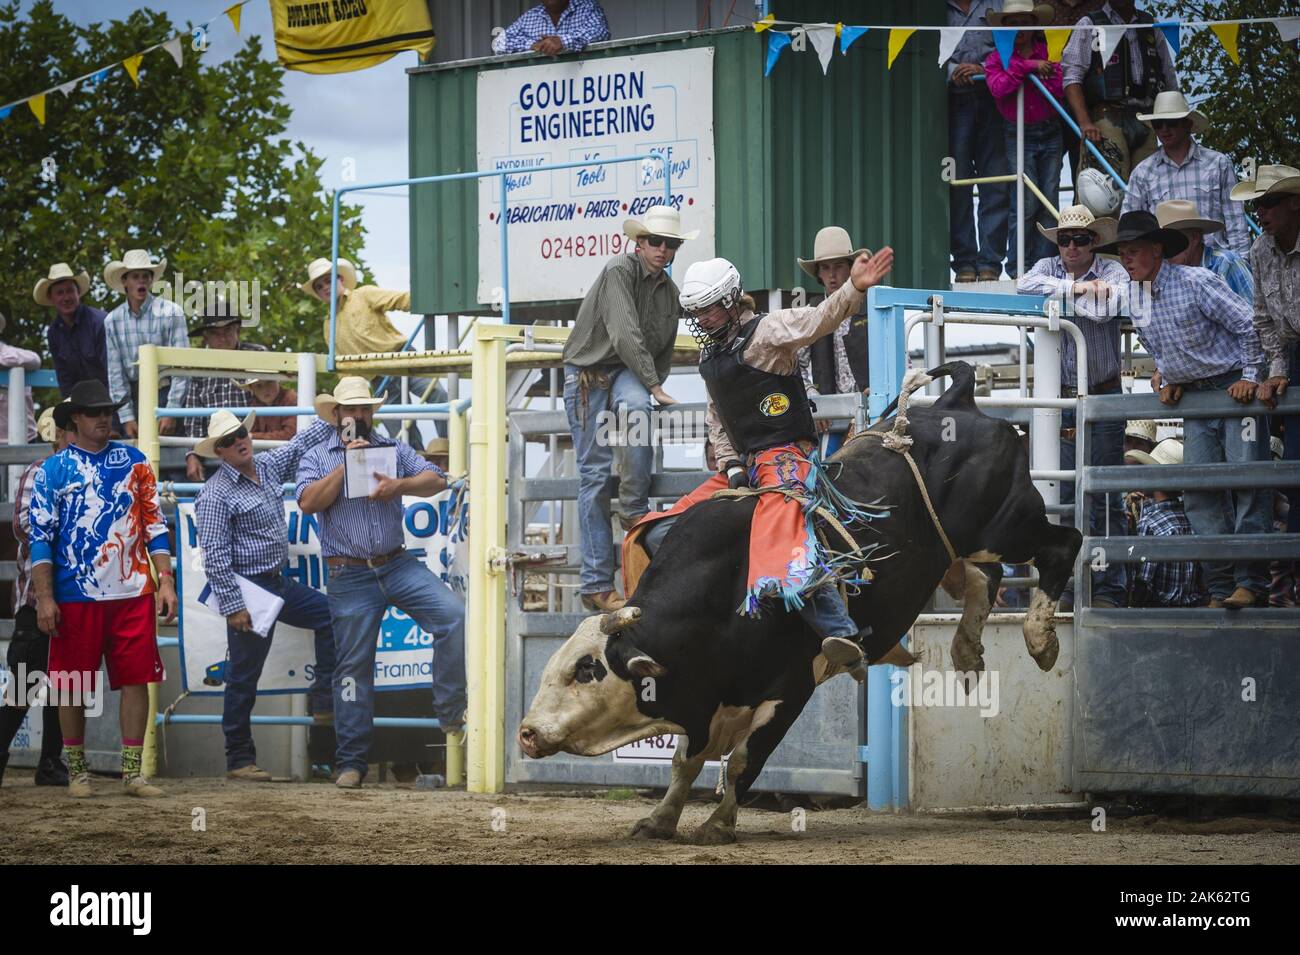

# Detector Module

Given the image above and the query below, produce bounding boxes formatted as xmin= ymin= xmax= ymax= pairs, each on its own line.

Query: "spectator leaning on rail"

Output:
xmin=1061 ymin=1 xmax=1177 ymax=182
xmin=29 ymin=379 xmax=177 ymax=799
xmin=34 ymin=263 xmax=108 ymax=400
xmin=240 ymin=376 xmax=299 ymax=441
xmin=0 ymin=406 xmax=70 ymax=789
xmin=103 ymin=249 xmax=187 ymax=440
xmin=945 ymin=0 xmax=1010 ymax=283
xmin=0 ymin=311 xmax=41 ymax=443
xmin=1156 ymin=199 xmax=1254 ymax=302
xmin=1016 ymin=204 xmax=1128 ymax=607
xmin=983 ymin=1 xmax=1063 ymax=277
xmin=1096 ymin=210 xmax=1270 ymax=610
xmin=491 ymin=0 xmax=610 ymax=56
xmin=1121 ymin=91 xmax=1251 ymax=257
xmin=561 ymin=204 xmax=691 ymax=613
xmin=180 ymin=301 xmax=268 ymax=484
xmin=296 ymin=377 xmax=465 ymax=790
xmin=194 ymin=408 xmax=337 ymax=782
xmin=1124 ymin=438 xmax=1206 ymax=608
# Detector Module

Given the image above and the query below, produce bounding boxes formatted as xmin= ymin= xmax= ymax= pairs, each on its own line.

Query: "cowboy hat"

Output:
xmin=1136 ymin=90 xmax=1208 ymax=134
xmin=1155 ymin=199 xmax=1224 ymax=236
xmin=314 ymin=376 xmax=384 ymax=422
xmin=300 ymin=257 xmax=357 ymax=297
xmin=1124 ymin=437 xmax=1183 ymax=467
xmin=33 ymin=263 xmax=91 ymax=307
xmin=53 ymin=379 xmax=127 ymax=430
xmin=1037 ymin=204 xmax=1117 ymax=245
xmin=195 ymin=410 xmax=256 ymax=458
xmin=1229 ymin=164 xmax=1300 ymax=203
xmin=622 ymin=205 xmax=699 ymax=243
xmin=988 ymin=0 xmax=1054 ymax=26
xmin=104 ymin=249 xmax=167 ymax=293
xmin=796 ymin=226 xmax=871 ymax=281
xmin=1092 ymin=210 xmax=1189 ymax=258
xmin=190 ymin=299 xmax=243 ymax=336
xmin=1125 ymin=419 xmax=1158 ymax=444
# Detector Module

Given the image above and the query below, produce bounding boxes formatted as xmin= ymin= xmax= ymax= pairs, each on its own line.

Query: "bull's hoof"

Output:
xmin=1029 ymin=635 xmax=1059 ymax=672
xmin=950 ymin=638 xmax=985 ymax=674
xmin=629 ymin=816 xmax=677 ymax=841
xmin=691 ymin=821 xmax=737 ymax=846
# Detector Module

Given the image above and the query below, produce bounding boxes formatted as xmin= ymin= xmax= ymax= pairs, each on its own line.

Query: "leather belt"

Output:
xmin=326 ymin=547 xmax=404 ymax=571
xmin=1061 ymin=375 xmax=1120 ymax=398
xmin=1061 ymin=427 xmax=1077 ymax=440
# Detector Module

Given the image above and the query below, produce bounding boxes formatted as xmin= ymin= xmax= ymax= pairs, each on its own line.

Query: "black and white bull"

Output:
xmin=518 ymin=362 xmax=1082 ymax=844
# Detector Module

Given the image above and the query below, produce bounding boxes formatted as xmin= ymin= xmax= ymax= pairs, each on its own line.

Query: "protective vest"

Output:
xmin=1084 ymin=10 xmax=1164 ymax=107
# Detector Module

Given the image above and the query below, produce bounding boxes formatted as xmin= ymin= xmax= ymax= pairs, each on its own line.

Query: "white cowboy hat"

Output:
xmin=195 ymin=409 xmax=256 ymax=458
xmin=621 ymin=205 xmax=699 ymax=243
xmin=1136 ymin=90 xmax=1209 ymax=134
xmin=1230 ymin=164 xmax=1300 ymax=202
xmin=796 ymin=226 xmax=871 ymax=281
xmin=1155 ymin=199 xmax=1224 ymax=236
xmin=1037 ymin=204 xmax=1117 ymax=245
xmin=988 ymin=0 xmax=1054 ymax=26
xmin=34 ymin=263 xmax=91 ymax=307
xmin=1125 ymin=419 xmax=1157 ymax=443
xmin=300 ymin=257 xmax=357 ymax=297
xmin=103 ymin=249 xmax=167 ymax=293
xmin=314 ymin=375 xmax=384 ymax=422
xmin=1125 ymin=437 xmax=1182 ymax=467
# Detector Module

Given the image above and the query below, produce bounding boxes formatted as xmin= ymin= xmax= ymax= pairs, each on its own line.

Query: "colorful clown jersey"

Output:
xmin=29 ymin=442 xmax=170 ymax=603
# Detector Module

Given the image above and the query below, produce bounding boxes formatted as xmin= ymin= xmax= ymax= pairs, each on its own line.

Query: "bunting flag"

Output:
xmin=937 ymin=27 xmax=964 ymax=66
xmin=1044 ymin=28 xmax=1071 ymax=62
xmin=753 ymin=13 xmax=775 ymax=33
xmin=1155 ymin=20 xmax=1181 ymax=56
xmin=806 ymin=23 xmax=838 ymax=74
xmin=0 ymin=106 xmax=12 ymax=120
xmin=28 ymin=94 xmax=45 ymax=125
xmin=56 ymin=79 xmax=77 ymax=96
xmin=122 ymin=53 xmax=144 ymax=86
xmin=992 ymin=28 xmax=1018 ymax=70
xmin=765 ymin=30 xmax=792 ymax=76
xmin=1211 ymin=22 xmax=1241 ymax=64
xmin=225 ymin=4 xmax=242 ymax=34
xmin=89 ymin=68 xmax=111 ymax=86
xmin=841 ymin=25 xmax=868 ymax=54
xmin=163 ymin=35 xmax=184 ymax=68
xmin=1097 ymin=25 xmax=1124 ymax=67
xmin=887 ymin=28 xmax=915 ymax=69
xmin=1277 ymin=18 xmax=1300 ymax=42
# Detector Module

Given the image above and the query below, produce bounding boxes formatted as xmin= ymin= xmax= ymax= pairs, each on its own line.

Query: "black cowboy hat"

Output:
xmin=190 ymin=298 xmax=242 ymax=336
xmin=1093 ymin=210 xmax=1189 ymax=258
xmin=54 ymin=379 xmax=127 ymax=430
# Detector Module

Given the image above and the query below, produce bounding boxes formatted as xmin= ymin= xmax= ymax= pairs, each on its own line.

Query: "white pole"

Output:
xmin=1032 ymin=302 xmax=1062 ymax=520
xmin=7 ymin=367 xmax=26 ymax=496
xmin=1016 ymin=84 xmax=1025 ymax=281
xmin=446 ymin=315 xmax=460 ymax=400
xmin=289 ymin=351 xmax=317 ymax=781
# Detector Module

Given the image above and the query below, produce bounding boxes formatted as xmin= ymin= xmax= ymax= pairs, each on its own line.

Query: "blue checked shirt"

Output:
xmin=1017 ymin=254 xmax=1129 ymax=389
xmin=1131 ymin=262 xmax=1264 ymax=384
xmin=1200 ymin=245 xmax=1255 ymax=303
xmin=104 ymin=293 xmax=190 ymax=423
xmin=492 ymin=0 xmax=610 ymax=54
xmin=195 ymin=418 xmax=334 ymax=615
xmin=945 ymin=0 xmax=997 ymax=84
xmin=1122 ymin=142 xmax=1251 ymax=257
xmin=295 ymin=431 xmax=444 ymax=560
xmin=1135 ymin=498 xmax=1205 ymax=607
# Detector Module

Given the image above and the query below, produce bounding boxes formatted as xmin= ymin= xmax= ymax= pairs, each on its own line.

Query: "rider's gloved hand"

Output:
xmin=723 ymin=461 xmax=749 ymax=490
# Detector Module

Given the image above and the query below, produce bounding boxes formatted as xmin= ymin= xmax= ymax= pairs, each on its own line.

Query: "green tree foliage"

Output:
xmin=0 ymin=0 xmax=368 ymax=369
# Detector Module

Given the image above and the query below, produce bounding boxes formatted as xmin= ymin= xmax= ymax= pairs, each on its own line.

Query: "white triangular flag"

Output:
xmin=806 ymin=24 xmax=837 ymax=74
xmin=163 ymin=35 xmax=184 ymax=67
xmin=1275 ymin=17 xmax=1300 ymax=43
xmin=1097 ymin=25 xmax=1124 ymax=66
xmin=938 ymin=27 xmax=965 ymax=66
xmin=56 ymin=79 xmax=78 ymax=96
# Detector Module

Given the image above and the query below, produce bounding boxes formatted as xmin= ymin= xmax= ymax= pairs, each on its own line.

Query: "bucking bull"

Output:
xmin=519 ymin=362 xmax=1082 ymax=844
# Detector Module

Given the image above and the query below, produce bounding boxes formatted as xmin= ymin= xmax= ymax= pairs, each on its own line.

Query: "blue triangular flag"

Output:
xmin=993 ymin=28 xmax=1018 ymax=70
xmin=1155 ymin=20 xmax=1181 ymax=56
xmin=89 ymin=68 xmax=110 ymax=85
xmin=0 ymin=105 xmax=12 ymax=120
xmin=840 ymin=25 xmax=868 ymax=54
xmin=765 ymin=31 xmax=792 ymax=76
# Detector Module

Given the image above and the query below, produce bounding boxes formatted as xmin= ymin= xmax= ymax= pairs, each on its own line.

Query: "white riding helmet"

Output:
xmin=679 ymin=257 xmax=742 ymax=313
xmin=1077 ymin=168 xmax=1123 ymax=217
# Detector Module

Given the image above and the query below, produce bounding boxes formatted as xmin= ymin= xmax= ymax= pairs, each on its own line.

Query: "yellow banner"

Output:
xmin=270 ymin=0 xmax=436 ymax=75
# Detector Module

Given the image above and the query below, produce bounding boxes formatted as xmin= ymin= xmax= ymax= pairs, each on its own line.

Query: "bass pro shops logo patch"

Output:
xmin=758 ymin=393 xmax=790 ymax=417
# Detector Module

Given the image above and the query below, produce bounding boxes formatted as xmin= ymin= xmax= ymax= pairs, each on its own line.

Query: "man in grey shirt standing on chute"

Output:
xmin=561 ymin=205 xmax=692 ymax=612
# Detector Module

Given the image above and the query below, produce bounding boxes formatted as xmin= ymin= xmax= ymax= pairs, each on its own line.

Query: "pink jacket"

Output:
xmin=983 ymin=40 xmax=1063 ymax=124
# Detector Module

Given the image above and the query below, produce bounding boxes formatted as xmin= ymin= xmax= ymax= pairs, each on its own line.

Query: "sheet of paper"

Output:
xmin=345 ymin=445 xmax=397 ymax=499
xmin=198 ymin=575 xmax=285 ymax=639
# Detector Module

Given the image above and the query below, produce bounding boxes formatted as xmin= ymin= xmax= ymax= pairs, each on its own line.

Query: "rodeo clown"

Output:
xmin=626 ymin=247 xmax=894 ymax=668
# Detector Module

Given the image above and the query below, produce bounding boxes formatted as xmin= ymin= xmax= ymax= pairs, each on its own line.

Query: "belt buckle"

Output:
xmin=365 ymin=554 xmax=383 ymax=569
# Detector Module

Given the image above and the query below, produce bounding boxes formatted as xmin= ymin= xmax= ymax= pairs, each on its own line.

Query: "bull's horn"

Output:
xmin=599 ymin=606 xmax=641 ymax=634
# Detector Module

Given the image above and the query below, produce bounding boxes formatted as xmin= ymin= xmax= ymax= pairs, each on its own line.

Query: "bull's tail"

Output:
xmin=874 ymin=361 xmax=976 ymax=421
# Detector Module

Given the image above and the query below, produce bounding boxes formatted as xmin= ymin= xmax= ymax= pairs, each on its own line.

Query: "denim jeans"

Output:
xmin=1005 ymin=121 xmax=1062 ymax=279
xmin=326 ymin=553 xmax=466 ymax=776
xmin=379 ymin=376 xmax=449 ymax=447
xmin=797 ymin=585 xmax=859 ymax=640
xmin=563 ymin=364 xmax=655 ymax=594
xmin=1060 ymin=379 xmax=1127 ymax=605
xmin=1285 ymin=342 xmax=1300 ymax=535
xmin=949 ymin=87 xmax=1011 ymax=274
xmin=222 ymin=572 xmax=336 ymax=771
xmin=1182 ymin=371 xmax=1272 ymax=597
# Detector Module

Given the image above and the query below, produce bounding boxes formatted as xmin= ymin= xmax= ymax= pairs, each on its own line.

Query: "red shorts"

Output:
xmin=47 ymin=594 xmax=164 ymax=693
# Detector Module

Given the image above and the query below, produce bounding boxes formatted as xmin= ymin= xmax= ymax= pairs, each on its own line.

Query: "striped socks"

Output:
xmin=64 ymin=738 xmax=88 ymax=777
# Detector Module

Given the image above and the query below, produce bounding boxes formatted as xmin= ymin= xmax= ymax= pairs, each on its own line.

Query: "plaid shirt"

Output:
xmin=1135 ymin=498 xmax=1205 ymax=607
xmin=1250 ymin=230 xmax=1300 ymax=380
xmin=1201 ymin=245 xmax=1254 ymax=303
xmin=492 ymin=0 xmax=610 ymax=54
xmin=1131 ymin=262 xmax=1263 ymax=384
xmin=1122 ymin=142 xmax=1252 ymax=257
xmin=194 ymin=418 xmax=333 ymax=615
xmin=11 ymin=456 xmax=47 ymax=610
xmin=181 ymin=343 xmax=268 ymax=445
xmin=104 ymin=293 xmax=190 ymax=422
xmin=1017 ymin=254 xmax=1129 ymax=388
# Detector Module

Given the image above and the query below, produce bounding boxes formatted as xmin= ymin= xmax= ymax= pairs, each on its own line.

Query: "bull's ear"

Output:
xmin=626 ymin=653 xmax=667 ymax=678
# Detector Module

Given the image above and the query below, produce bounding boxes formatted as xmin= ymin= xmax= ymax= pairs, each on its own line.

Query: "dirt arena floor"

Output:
xmin=4 ymin=770 xmax=1299 ymax=864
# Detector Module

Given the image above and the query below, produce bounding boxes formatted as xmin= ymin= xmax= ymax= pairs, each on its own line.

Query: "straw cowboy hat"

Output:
xmin=796 ymin=226 xmax=871 ymax=281
xmin=1125 ymin=437 xmax=1183 ymax=467
xmin=1093 ymin=210 xmax=1189 ymax=258
xmin=33 ymin=263 xmax=91 ymax=307
xmin=1037 ymin=204 xmax=1117 ymax=245
xmin=299 ymin=257 xmax=357 ymax=297
xmin=621 ymin=205 xmax=699 ymax=243
xmin=53 ymin=380 xmax=127 ymax=430
xmin=1125 ymin=419 xmax=1158 ymax=444
xmin=1230 ymin=164 xmax=1300 ymax=202
xmin=988 ymin=0 xmax=1054 ymax=26
xmin=103 ymin=249 xmax=167 ymax=293
xmin=1137 ymin=90 xmax=1209 ymax=134
xmin=1155 ymin=199 xmax=1224 ymax=236
xmin=314 ymin=376 xmax=384 ymax=422
xmin=195 ymin=410 xmax=256 ymax=458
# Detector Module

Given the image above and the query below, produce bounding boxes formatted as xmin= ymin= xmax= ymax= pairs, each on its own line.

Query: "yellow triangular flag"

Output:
xmin=836 ymin=22 xmax=843 ymax=37
xmin=1210 ymin=23 xmax=1240 ymax=64
xmin=753 ymin=13 xmax=775 ymax=33
xmin=225 ymin=3 xmax=242 ymax=34
xmin=1045 ymin=28 xmax=1071 ymax=62
xmin=887 ymin=28 xmax=916 ymax=69
xmin=123 ymin=53 xmax=143 ymax=86
xmin=28 ymin=93 xmax=45 ymax=125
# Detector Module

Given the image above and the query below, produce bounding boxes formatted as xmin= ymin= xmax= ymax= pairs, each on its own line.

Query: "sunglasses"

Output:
xmin=1057 ymin=233 xmax=1094 ymax=248
xmin=644 ymin=235 xmax=683 ymax=250
xmin=1253 ymin=194 xmax=1287 ymax=211
xmin=75 ymin=407 xmax=115 ymax=419
xmin=215 ymin=426 xmax=249 ymax=450
xmin=1150 ymin=119 xmax=1184 ymax=131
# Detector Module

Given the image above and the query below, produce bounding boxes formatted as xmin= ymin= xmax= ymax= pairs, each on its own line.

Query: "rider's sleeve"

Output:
xmin=705 ymin=396 xmax=739 ymax=468
xmin=742 ymin=280 xmax=865 ymax=374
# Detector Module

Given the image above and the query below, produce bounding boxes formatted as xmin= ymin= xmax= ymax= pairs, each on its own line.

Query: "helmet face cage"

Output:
xmin=685 ymin=287 xmax=741 ymax=347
